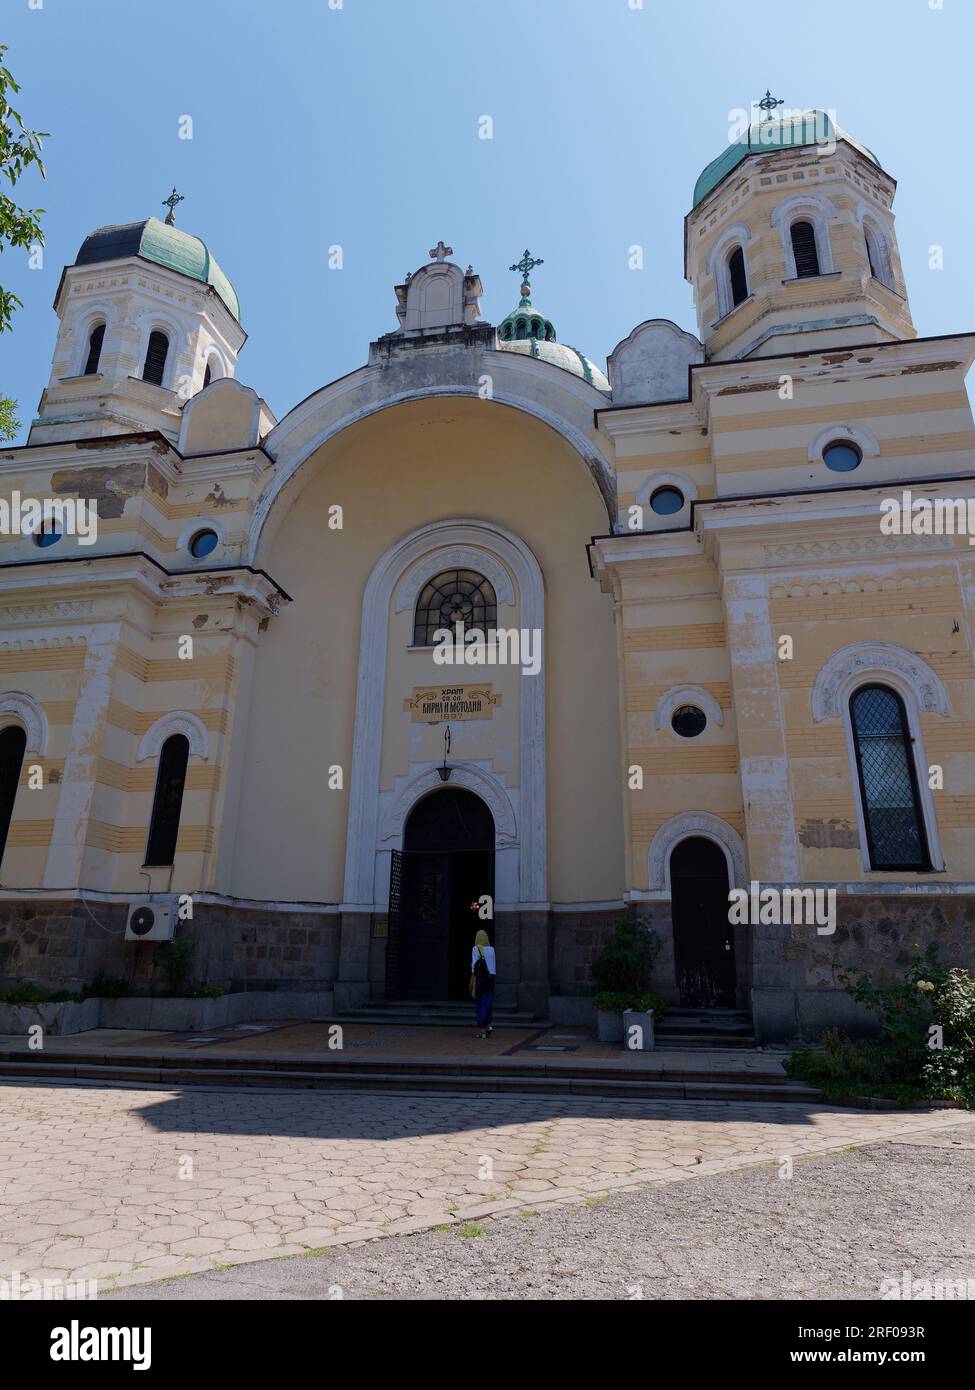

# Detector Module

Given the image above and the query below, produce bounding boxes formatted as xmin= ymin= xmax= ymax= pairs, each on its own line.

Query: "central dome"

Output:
xmin=496 ymin=272 xmax=608 ymax=391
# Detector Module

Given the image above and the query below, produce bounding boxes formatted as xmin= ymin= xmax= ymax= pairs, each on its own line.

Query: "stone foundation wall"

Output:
xmin=0 ymin=899 xmax=340 ymax=994
xmin=751 ymin=892 xmax=975 ymax=1042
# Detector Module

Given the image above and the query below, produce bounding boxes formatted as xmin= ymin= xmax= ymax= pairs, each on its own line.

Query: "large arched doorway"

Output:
xmin=670 ymin=836 xmax=736 ymax=1008
xmin=387 ymin=789 xmax=495 ymax=1001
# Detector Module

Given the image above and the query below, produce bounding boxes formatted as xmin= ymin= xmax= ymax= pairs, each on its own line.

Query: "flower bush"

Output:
xmin=787 ymin=946 xmax=975 ymax=1107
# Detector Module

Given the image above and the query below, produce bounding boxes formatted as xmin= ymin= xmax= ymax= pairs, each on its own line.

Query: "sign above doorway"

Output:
xmin=403 ymin=685 xmax=502 ymax=723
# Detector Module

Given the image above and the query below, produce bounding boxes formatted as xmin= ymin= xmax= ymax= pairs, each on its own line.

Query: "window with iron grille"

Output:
xmin=412 ymin=569 xmax=498 ymax=647
xmin=0 ymin=725 xmax=27 ymax=866
xmin=142 ymin=330 xmax=170 ymax=386
xmin=790 ymin=220 xmax=821 ymax=278
xmin=145 ymin=734 xmax=190 ymax=866
xmin=850 ymin=684 xmax=931 ymax=870
xmin=728 ymin=247 xmax=748 ymax=307
xmin=84 ymin=323 xmax=105 ymax=375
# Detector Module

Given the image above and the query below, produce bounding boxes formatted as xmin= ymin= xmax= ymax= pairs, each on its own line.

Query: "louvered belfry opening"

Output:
xmin=145 ymin=734 xmax=190 ymax=867
xmin=850 ymin=684 xmax=931 ymax=870
xmin=728 ymin=246 xmax=748 ymax=307
xmin=790 ymin=220 xmax=820 ymax=277
xmin=83 ymin=323 xmax=105 ymax=375
xmin=142 ymin=330 xmax=170 ymax=386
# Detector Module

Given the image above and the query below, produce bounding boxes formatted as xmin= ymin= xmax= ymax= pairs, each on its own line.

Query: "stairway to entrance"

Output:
xmin=654 ymin=1008 xmax=757 ymax=1050
xmin=336 ymin=998 xmax=541 ymax=1029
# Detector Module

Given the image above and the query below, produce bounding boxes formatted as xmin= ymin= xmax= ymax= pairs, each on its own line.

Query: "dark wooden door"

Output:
xmin=670 ymin=836 xmax=736 ymax=1008
xmin=387 ymin=790 xmax=494 ymax=1001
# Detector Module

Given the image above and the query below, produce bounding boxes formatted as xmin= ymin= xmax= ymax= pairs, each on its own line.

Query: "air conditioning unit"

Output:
xmin=124 ymin=898 xmax=176 ymax=943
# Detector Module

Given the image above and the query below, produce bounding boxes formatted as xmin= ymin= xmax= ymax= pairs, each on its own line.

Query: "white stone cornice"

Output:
xmin=596 ymin=400 xmax=702 ymax=440
xmin=692 ymin=332 xmax=975 ymax=396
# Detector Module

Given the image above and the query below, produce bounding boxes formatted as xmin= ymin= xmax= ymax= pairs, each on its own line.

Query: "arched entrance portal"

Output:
xmin=670 ymin=836 xmax=736 ymax=1008
xmin=387 ymin=789 xmax=495 ymax=1001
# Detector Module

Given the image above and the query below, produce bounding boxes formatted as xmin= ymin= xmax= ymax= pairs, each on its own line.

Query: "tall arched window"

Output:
xmin=0 ymin=725 xmax=27 ymax=866
xmin=728 ymin=246 xmax=748 ymax=307
xmin=142 ymin=330 xmax=170 ymax=386
xmin=863 ymin=223 xmax=893 ymax=290
xmin=412 ymin=570 xmax=498 ymax=646
xmin=145 ymin=734 xmax=190 ymax=866
xmin=850 ymin=684 xmax=930 ymax=870
xmin=790 ymin=220 xmax=820 ymax=277
xmin=202 ymin=361 xmax=212 ymax=389
xmin=83 ymin=323 xmax=105 ymax=375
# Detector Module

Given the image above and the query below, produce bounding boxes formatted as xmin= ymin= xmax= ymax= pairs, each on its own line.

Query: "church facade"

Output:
xmin=1 ymin=111 xmax=974 ymax=1039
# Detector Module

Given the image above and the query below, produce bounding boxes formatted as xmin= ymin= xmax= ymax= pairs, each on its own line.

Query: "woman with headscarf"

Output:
xmin=470 ymin=928 xmax=496 ymax=1038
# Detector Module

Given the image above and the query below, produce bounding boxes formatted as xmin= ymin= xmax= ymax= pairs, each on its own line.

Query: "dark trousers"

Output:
xmin=475 ymin=985 xmax=495 ymax=1028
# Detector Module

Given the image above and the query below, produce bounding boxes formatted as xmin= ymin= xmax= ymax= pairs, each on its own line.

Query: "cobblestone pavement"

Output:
xmin=0 ymin=1079 xmax=969 ymax=1293
xmin=108 ymin=1124 xmax=975 ymax=1301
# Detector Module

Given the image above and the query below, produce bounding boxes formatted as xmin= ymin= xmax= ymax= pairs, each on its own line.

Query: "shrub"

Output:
xmin=0 ymin=984 xmax=82 ymax=1004
xmin=153 ymin=940 xmax=194 ymax=995
xmin=592 ymin=918 xmax=661 ymax=1001
xmin=594 ymin=990 xmax=667 ymax=1019
xmin=83 ymin=974 xmax=130 ymax=999
xmin=787 ymin=948 xmax=975 ymax=1107
xmin=191 ymin=984 xmax=224 ymax=999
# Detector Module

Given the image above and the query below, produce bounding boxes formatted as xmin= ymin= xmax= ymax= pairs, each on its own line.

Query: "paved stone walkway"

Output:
xmin=0 ymin=1079 xmax=968 ymax=1292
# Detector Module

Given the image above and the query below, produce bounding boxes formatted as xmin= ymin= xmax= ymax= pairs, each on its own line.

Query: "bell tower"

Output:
xmin=685 ymin=104 xmax=914 ymax=362
xmin=30 ymin=193 xmax=245 ymax=445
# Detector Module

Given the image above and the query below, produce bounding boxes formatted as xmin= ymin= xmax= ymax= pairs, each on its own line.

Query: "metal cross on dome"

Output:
xmin=162 ymin=186 xmax=184 ymax=226
xmin=510 ymin=248 xmax=544 ymax=295
xmin=758 ymin=89 xmax=784 ymax=121
xmin=429 ymin=240 xmax=453 ymax=262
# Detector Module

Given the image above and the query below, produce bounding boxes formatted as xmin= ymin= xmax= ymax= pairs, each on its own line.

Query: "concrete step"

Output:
xmin=0 ymin=1049 xmax=820 ymax=1103
xmin=655 ymin=1038 xmax=758 ymax=1051
xmin=337 ymin=1007 xmax=539 ymax=1029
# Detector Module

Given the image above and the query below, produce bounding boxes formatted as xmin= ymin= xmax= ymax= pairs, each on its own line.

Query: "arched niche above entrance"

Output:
xmin=646 ymin=811 xmax=747 ymax=896
xmin=381 ymin=763 xmax=517 ymax=847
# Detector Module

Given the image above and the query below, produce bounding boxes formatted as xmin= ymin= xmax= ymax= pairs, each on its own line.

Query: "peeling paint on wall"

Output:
xmin=798 ymin=817 xmax=859 ymax=849
xmin=51 ymin=461 xmax=146 ymax=519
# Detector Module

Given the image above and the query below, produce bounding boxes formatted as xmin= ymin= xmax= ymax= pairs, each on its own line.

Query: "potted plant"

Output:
xmin=623 ymin=991 xmax=668 ymax=1052
xmin=591 ymin=918 xmax=662 ymax=1044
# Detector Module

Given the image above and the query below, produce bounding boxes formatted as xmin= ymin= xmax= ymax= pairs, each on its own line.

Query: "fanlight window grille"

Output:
xmin=412 ymin=569 xmax=498 ymax=647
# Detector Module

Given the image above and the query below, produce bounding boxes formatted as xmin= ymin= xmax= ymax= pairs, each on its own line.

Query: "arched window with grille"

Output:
xmin=412 ymin=570 xmax=498 ymax=647
xmin=84 ymin=323 xmax=105 ymax=375
xmin=142 ymin=330 xmax=170 ymax=386
xmin=727 ymin=246 xmax=748 ymax=308
xmin=144 ymin=734 xmax=190 ymax=866
xmin=790 ymin=220 xmax=820 ymax=277
xmin=0 ymin=725 xmax=27 ymax=866
xmin=850 ymin=684 xmax=931 ymax=870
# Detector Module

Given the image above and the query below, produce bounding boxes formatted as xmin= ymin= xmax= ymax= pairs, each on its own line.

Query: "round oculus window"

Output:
xmin=34 ymin=521 xmax=62 ymax=548
xmin=671 ymin=704 xmax=707 ymax=739
xmin=189 ymin=528 xmax=219 ymax=558
xmin=822 ymin=440 xmax=863 ymax=473
xmin=649 ymin=485 xmax=685 ymax=516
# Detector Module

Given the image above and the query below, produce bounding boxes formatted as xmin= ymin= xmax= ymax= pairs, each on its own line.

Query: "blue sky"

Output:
xmin=2 ymin=0 xmax=974 ymax=441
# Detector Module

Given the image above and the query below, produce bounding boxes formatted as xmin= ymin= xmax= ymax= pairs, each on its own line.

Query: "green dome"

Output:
xmin=497 ymin=278 xmax=608 ymax=391
xmin=499 ymin=336 xmax=609 ymax=390
xmin=692 ymin=110 xmax=882 ymax=209
xmin=75 ymin=216 xmax=240 ymax=320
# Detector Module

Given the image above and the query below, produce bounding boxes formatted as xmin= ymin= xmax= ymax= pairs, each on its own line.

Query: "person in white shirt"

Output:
xmin=470 ymin=929 xmax=496 ymax=1038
